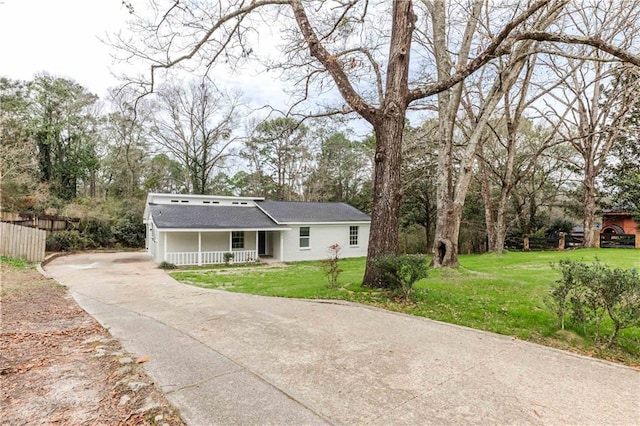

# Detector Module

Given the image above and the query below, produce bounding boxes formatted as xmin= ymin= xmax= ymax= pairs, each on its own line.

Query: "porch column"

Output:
xmin=256 ymin=231 xmax=259 ymax=260
xmin=229 ymin=232 xmax=233 ymax=252
xmin=198 ymin=232 xmax=202 ymax=266
xmin=280 ymin=232 xmax=284 ymax=261
xmin=163 ymin=233 xmax=167 ymax=262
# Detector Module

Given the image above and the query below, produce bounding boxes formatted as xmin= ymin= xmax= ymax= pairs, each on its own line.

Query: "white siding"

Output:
xmin=147 ymin=220 xmax=161 ymax=262
xmin=282 ymin=223 xmax=369 ymax=262
xmin=167 ymin=232 xmax=198 ymax=252
xmin=202 ymin=233 xmax=229 ymax=251
xmin=271 ymin=231 xmax=282 ymax=261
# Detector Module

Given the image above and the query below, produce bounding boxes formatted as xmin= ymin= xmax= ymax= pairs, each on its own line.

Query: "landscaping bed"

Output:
xmin=0 ymin=259 xmax=184 ymax=425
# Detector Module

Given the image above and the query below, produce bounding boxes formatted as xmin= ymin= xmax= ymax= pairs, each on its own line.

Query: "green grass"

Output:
xmin=171 ymin=249 xmax=640 ymax=365
xmin=0 ymin=255 xmax=30 ymax=268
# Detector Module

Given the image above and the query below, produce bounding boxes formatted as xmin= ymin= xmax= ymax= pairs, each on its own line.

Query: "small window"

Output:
xmin=203 ymin=201 xmax=210 ymax=204
xmin=349 ymin=226 xmax=359 ymax=246
xmin=181 ymin=200 xmax=189 ymax=203
xmin=171 ymin=200 xmax=179 ymax=203
xmin=232 ymin=201 xmax=239 ymax=205
xmin=232 ymin=231 xmax=244 ymax=249
xmin=299 ymin=227 xmax=310 ymax=248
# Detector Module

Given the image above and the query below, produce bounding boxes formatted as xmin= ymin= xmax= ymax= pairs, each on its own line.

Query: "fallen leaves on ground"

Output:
xmin=0 ymin=262 xmax=185 ymax=425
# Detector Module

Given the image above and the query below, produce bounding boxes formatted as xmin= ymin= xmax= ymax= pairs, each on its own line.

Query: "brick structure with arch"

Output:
xmin=600 ymin=211 xmax=639 ymax=248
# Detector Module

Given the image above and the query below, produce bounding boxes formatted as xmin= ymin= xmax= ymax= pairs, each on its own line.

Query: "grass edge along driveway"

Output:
xmin=171 ymin=249 xmax=640 ymax=366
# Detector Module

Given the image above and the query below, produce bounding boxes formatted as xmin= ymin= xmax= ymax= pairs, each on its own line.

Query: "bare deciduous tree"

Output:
xmin=114 ymin=0 xmax=640 ymax=284
xmin=535 ymin=0 xmax=640 ymax=246
xmin=150 ymin=80 xmax=240 ymax=194
xmin=540 ymin=59 xmax=640 ymax=246
xmin=242 ymin=116 xmax=312 ymax=201
xmin=101 ymin=88 xmax=153 ymax=198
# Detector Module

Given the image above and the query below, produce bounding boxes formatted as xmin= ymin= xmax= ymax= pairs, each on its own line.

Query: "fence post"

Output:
xmin=593 ymin=230 xmax=600 ymax=248
xmin=558 ymin=232 xmax=565 ymax=250
xmin=523 ymin=236 xmax=530 ymax=251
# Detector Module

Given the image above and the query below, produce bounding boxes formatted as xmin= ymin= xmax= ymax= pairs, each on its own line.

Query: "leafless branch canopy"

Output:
xmin=111 ymin=0 xmax=640 ymax=122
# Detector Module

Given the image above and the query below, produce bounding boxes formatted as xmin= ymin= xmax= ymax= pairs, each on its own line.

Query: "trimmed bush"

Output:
xmin=373 ymin=255 xmax=429 ymax=299
xmin=159 ymin=261 xmax=178 ymax=270
xmin=550 ymin=259 xmax=640 ymax=347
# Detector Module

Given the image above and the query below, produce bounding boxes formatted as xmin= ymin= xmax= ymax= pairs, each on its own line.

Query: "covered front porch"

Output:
xmin=160 ymin=229 xmax=283 ymax=266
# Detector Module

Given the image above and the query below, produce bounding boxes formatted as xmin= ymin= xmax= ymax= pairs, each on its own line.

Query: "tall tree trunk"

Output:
xmin=483 ymin=132 xmax=517 ymax=253
xmin=90 ymin=169 xmax=96 ymax=198
xmin=433 ymin=204 xmax=462 ymax=267
xmin=583 ymin=172 xmax=597 ymax=247
xmin=429 ymin=1 xmax=561 ymax=265
xmin=37 ymin=138 xmax=52 ymax=183
xmin=424 ymin=192 xmax=433 ymax=253
xmin=361 ymin=0 xmax=414 ymax=287
xmin=479 ymin=160 xmax=496 ymax=251
xmin=494 ymin=192 xmax=509 ymax=251
xmin=430 ymin=0 xmax=480 ymax=268
xmin=362 ymin=118 xmax=406 ymax=286
xmin=493 ymin=133 xmax=518 ymax=251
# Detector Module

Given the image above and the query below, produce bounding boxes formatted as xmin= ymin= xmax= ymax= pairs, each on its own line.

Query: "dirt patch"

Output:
xmin=174 ymin=262 xmax=289 ymax=274
xmin=0 ymin=262 xmax=185 ymax=425
xmin=113 ymin=255 xmax=150 ymax=264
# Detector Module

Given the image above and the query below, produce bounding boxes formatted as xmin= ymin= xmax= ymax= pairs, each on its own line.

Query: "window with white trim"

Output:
xmin=349 ymin=226 xmax=359 ymax=246
xmin=299 ymin=227 xmax=310 ymax=248
xmin=232 ymin=231 xmax=245 ymax=249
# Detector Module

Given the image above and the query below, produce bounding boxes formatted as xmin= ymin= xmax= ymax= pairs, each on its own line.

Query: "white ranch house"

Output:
xmin=143 ymin=193 xmax=371 ymax=266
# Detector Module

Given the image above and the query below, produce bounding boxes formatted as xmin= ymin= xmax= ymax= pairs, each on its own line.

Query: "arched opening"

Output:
xmin=602 ymin=224 xmax=624 ymax=234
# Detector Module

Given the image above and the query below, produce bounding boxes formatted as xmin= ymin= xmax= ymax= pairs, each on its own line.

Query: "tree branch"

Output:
xmin=516 ymin=32 xmax=640 ymax=66
xmin=408 ymin=0 xmax=552 ymax=102
xmin=290 ymin=0 xmax=377 ymax=123
xmin=148 ymin=0 xmax=291 ymax=92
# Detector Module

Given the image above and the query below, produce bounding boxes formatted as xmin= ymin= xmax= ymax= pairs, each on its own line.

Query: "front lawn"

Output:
xmin=171 ymin=249 xmax=640 ymax=365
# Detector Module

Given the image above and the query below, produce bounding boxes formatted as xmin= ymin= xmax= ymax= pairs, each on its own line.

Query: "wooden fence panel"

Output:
xmin=0 ymin=222 xmax=47 ymax=262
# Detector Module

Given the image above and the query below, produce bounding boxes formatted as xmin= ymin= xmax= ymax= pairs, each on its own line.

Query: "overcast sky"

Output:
xmin=0 ymin=0 xmax=373 ymax=135
xmin=0 ymin=0 xmax=133 ymax=97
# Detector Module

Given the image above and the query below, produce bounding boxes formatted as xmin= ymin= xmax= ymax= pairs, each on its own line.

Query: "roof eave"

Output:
xmin=154 ymin=227 xmax=291 ymax=232
xmin=280 ymin=220 xmax=371 ymax=225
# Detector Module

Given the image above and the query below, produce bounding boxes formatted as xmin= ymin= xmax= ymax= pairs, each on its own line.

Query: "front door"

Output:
xmin=258 ymin=231 xmax=267 ymax=256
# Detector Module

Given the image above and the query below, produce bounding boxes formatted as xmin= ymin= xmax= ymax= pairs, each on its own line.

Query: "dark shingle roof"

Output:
xmin=149 ymin=204 xmax=282 ymax=229
xmin=257 ymin=200 xmax=370 ymax=223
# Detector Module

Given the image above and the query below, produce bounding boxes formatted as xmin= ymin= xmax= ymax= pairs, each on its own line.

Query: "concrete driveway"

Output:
xmin=44 ymin=252 xmax=639 ymax=425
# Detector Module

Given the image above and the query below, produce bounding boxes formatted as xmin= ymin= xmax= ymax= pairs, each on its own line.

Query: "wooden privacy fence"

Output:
xmin=0 ymin=222 xmax=47 ymax=262
xmin=0 ymin=212 xmax=79 ymax=232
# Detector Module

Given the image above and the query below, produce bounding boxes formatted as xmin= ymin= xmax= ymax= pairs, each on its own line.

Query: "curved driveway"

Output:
xmin=45 ymin=252 xmax=639 ymax=425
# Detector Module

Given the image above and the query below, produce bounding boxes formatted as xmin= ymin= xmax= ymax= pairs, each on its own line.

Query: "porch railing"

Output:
xmin=166 ymin=250 xmax=258 ymax=266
